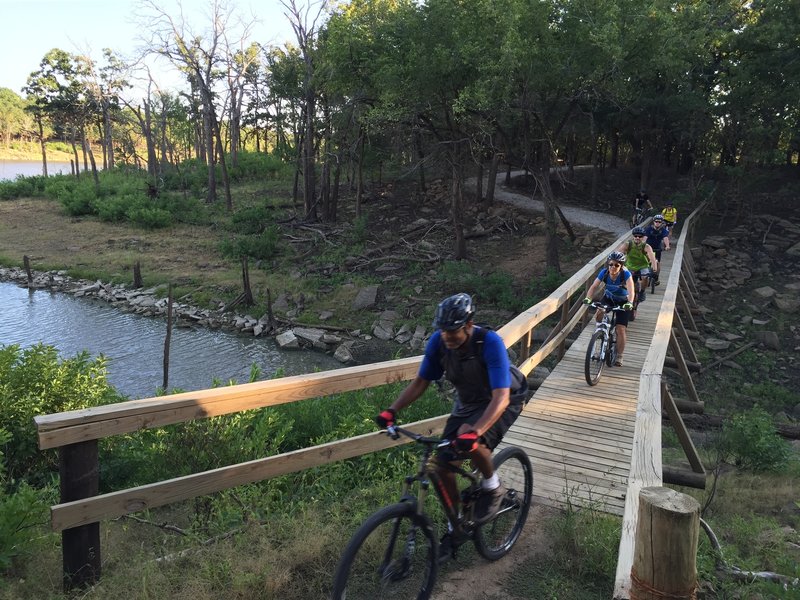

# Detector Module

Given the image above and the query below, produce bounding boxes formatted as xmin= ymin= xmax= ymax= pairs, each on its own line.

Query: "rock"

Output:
xmin=333 ymin=343 xmax=355 ymax=364
xmin=410 ymin=325 xmax=427 ymax=351
xmin=753 ymin=286 xmax=777 ymax=299
xmin=705 ymin=338 xmax=731 ymax=351
xmin=720 ymin=332 xmax=743 ymax=341
xmin=379 ymin=310 xmax=402 ymax=322
xmin=272 ymin=293 xmax=291 ymax=312
xmin=276 ymin=331 xmax=300 ymax=349
xmin=701 ymin=237 xmax=727 ymax=249
xmin=774 ymin=295 xmax=800 ymax=313
xmin=786 ymin=241 xmax=800 ymax=257
xmin=353 ymin=285 xmax=379 ymax=310
xmin=752 ymin=318 xmax=770 ymax=326
xmin=394 ymin=324 xmax=413 ymax=344
xmin=294 ymin=327 xmax=327 ymax=346
xmin=253 ymin=324 xmax=263 ymax=337
xmin=753 ymin=331 xmax=780 ymax=350
xmin=318 ymin=310 xmax=334 ymax=321
xmin=372 ymin=320 xmax=394 ymax=341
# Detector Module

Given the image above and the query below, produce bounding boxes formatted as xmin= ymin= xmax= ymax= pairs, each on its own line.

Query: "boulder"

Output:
xmin=276 ymin=331 xmax=300 ymax=349
xmin=705 ymin=338 xmax=731 ymax=351
xmin=752 ymin=286 xmax=777 ymax=300
xmin=372 ymin=320 xmax=394 ymax=341
xmin=753 ymin=331 xmax=780 ymax=350
xmin=774 ymin=295 xmax=800 ymax=313
xmin=294 ymin=327 xmax=327 ymax=346
xmin=333 ymin=343 xmax=355 ymax=364
xmin=353 ymin=285 xmax=379 ymax=310
xmin=785 ymin=241 xmax=800 ymax=257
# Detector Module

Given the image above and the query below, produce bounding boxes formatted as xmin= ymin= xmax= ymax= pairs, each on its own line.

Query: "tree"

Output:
xmin=0 ymin=89 xmax=29 ymax=150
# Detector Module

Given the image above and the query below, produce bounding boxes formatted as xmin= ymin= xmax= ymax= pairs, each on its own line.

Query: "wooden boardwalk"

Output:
xmin=504 ymin=248 xmax=677 ymax=515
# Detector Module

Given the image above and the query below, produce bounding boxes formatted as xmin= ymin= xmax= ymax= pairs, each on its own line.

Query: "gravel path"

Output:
xmin=474 ymin=171 xmax=631 ymax=236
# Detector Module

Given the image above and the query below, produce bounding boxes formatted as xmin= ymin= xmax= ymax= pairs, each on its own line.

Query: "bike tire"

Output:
xmin=474 ymin=446 xmax=533 ymax=561
xmin=650 ymin=274 xmax=657 ymax=295
xmin=584 ymin=330 xmax=606 ymax=386
xmin=331 ymin=502 xmax=437 ymax=600
xmin=606 ymin=332 xmax=617 ymax=367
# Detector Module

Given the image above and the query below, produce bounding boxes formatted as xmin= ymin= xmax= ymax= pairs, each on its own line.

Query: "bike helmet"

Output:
xmin=432 ymin=293 xmax=475 ymax=330
xmin=607 ymin=251 xmax=626 ymax=264
xmin=632 ymin=226 xmax=646 ymax=237
xmin=653 ymin=214 xmax=665 ymax=222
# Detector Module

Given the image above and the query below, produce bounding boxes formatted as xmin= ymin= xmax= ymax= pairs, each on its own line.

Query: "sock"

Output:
xmin=482 ymin=473 xmax=500 ymax=491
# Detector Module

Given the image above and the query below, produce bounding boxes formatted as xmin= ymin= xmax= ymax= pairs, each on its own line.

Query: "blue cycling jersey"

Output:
xmin=644 ymin=224 xmax=670 ymax=252
xmin=597 ymin=267 xmax=632 ymax=302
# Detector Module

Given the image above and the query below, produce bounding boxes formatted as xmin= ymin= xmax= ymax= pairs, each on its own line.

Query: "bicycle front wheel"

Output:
xmin=585 ymin=330 xmax=607 ymax=386
xmin=474 ymin=446 xmax=533 ymax=561
xmin=331 ymin=502 xmax=437 ymax=600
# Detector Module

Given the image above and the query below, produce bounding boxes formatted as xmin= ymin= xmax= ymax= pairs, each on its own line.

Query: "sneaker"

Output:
xmin=655 ymin=280 xmax=661 ymax=286
xmin=639 ymin=289 xmax=646 ymax=302
xmin=614 ymin=356 xmax=624 ymax=367
xmin=473 ymin=485 xmax=507 ymax=524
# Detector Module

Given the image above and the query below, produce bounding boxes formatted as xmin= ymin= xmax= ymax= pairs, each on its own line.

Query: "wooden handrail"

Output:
xmin=613 ymin=199 xmax=711 ymax=599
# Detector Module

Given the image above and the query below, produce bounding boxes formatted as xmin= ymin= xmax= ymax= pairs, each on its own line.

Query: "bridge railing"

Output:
xmin=612 ymin=198 xmax=711 ymax=599
xmin=35 ymin=227 xmax=634 ymax=587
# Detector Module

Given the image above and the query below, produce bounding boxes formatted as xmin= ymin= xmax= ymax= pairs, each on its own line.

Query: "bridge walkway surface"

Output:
xmin=504 ymin=248 xmax=677 ymax=516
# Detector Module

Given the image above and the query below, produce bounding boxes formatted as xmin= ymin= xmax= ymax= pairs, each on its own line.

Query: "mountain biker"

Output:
xmin=617 ymin=227 xmax=658 ymax=303
xmin=375 ymin=293 xmax=524 ymax=552
xmin=583 ymin=252 xmax=635 ymax=367
xmin=644 ymin=215 xmax=671 ymax=286
xmin=630 ymin=190 xmax=653 ymax=226
xmin=661 ymin=200 xmax=678 ymax=229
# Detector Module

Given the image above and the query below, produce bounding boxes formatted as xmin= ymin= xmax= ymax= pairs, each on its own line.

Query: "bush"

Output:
xmin=126 ymin=205 xmax=173 ymax=229
xmin=219 ymin=226 xmax=281 ymax=261
xmin=0 ymin=344 xmax=121 ymax=482
xmin=718 ymin=406 xmax=790 ymax=472
xmin=230 ymin=205 xmax=272 ymax=235
xmin=227 ymin=151 xmax=291 ymax=182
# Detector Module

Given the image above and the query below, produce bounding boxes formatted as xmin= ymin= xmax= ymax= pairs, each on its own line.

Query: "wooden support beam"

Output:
xmin=661 ymin=381 xmax=704 ymax=474
xmin=557 ymin=301 xmax=570 ymax=360
xmin=677 ymin=287 xmax=698 ymax=332
xmin=679 ymin=276 xmax=698 ymax=311
xmin=664 ymin=356 xmax=701 ymax=373
xmin=672 ymin=397 xmax=705 ymax=414
xmin=662 ymin=467 xmax=707 ymax=489
xmin=673 ymin=310 xmax=699 ymax=364
xmin=668 ymin=332 xmax=702 ymax=405
xmin=60 ymin=441 xmax=101 ymax=590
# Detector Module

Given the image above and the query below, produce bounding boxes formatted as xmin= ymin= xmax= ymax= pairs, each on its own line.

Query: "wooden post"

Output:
xmin=631 ymin=487 xmax=700 ymax=600
xmin=133 ymin=261 xmax=143 ymax=288
xmin=661 ymin=381 xmax=705 ymax=475
xmin=23 ymin=255 xmax=33 ymax=287
xmin=677 ymin=287 xmax=698 ymax=333
xmin=241 ymin=256 xmax=254 ymax=306
xmin=163 ymin=283 xmax=173 ymax=390
xmin=557 ymin=301 xmax=570 ymax=359
xmin=60 ymin=441 xmax=101 ymax=590
xmin=679 ymin=276 xmax=698 ymax=310
xmin=673 ymin=310 xmax=699 ymax=364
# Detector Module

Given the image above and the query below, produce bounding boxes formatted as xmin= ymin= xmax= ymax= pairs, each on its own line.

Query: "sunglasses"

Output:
xmin=609 ymin=262 xmax=622 ymax=268
xmin=633 ymin=235 xmax=644 ymax=239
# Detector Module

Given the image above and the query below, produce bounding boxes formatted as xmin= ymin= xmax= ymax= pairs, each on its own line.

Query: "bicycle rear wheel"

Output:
xmin=474 ymin=446 xmax=533 ymax=561
xmin=584 ymin=330 xmax=607 ymax=386
xmin=331 ymin=502 xmax=437 ymax=600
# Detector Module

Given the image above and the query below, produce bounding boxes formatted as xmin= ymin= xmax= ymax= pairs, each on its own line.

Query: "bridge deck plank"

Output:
xmin=500 ymin=250 xmax=677 ymax=518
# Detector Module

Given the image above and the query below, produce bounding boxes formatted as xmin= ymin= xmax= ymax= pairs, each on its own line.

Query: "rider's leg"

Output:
xmin=616 ymin=323 xmax=627 ymax=356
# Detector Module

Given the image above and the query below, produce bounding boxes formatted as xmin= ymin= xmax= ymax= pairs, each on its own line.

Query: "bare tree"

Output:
xmin=281 ymin=0 xmax=326 ymax=222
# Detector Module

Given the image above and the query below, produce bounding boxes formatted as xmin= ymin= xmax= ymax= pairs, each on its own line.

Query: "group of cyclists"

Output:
xmin=582 ymin=191 xmax=677 ymax=367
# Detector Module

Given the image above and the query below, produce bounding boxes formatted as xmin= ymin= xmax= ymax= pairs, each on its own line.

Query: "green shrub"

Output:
xmin=59 ymin=183 xmax=95 ymax=216
xmin=0 ymin=344 xmax=121 ymax=482
xmin=227 ymin=151 xmax=290 ymax=182
xmin=718 ymin=406 xmax=790 ymax=472
xmin=126 ymin=205 xmax=173 ymax=229
xmin=230 ymin=205 xmax=272 ymax=234
xmin=219 ymin=226 xmax=280 ymax=261
xmin=92 ymin=193 xmax=146 ymax=222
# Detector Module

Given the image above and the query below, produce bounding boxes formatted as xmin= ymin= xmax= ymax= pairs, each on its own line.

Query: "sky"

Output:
xmin=0 ymin=0 xmax=303 ymax=96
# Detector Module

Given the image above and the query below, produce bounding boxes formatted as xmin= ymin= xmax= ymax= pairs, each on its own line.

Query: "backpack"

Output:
xmin=438 ymin=325 xmax=531 ymax=405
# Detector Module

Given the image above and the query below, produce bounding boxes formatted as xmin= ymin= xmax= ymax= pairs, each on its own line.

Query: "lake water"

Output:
xmin=0 ymin=160 xmax=75 ymax=180
xmin=0 ymin=281 xmax=343 ymax=399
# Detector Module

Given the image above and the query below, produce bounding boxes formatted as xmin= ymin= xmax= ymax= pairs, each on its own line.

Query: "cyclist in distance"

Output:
xmin=630 ymin=189 xmax=653 ymax=226
xmin=661 ymin=200 xmax=678 ymax=229
xmin=583 ymin=252 xmax=635 ymax=367
xmin=617 ymin=227 xmax=658 ymax=303
xmin=375 ymin=293 xmax=524 ymax=553
xmin=644 ymin=215 xmax=671 ymax=286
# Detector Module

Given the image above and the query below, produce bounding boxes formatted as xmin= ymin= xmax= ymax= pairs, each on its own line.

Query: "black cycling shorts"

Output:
xmin=600 ymin=298 xmax=630 ymax=327
xmin=437 ymin=402 xmax=523 ymax=462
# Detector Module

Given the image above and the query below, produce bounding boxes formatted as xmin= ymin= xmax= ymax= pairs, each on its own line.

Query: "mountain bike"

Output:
xmin=630 ymin=207 xmax=651 ymax=228
xmin=584 ymin=301 xmax=627 ymax=386
xmin=331 ymin=425 xmax=533 ymax=600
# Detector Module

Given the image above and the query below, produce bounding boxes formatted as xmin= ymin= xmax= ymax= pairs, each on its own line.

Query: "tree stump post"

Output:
xmin=133 ymin=261 xmax=143 ymax=288
xmin=631 ymin=487 xmax=700 ymax=600
xmin=23 ymin=255 xmax=33 ymax=287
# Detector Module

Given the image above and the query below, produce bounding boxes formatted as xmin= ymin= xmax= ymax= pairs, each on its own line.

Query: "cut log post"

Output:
xmin=631 ymin=487 xmax=700 ymax=600
xmin=133 ymin=261 xmax=143 ymax=288
xmin=241 ymin=256 xmax=254 ymax=306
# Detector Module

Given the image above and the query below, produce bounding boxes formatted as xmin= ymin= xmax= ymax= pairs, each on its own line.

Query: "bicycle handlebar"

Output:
xmin=385 ymin=424 xmax=449 ymax=448
xmin=588 ymin=301 xmax=629 ymax=312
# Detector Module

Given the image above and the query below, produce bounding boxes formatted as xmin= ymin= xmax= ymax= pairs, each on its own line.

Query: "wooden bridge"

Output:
xmin=34 ymin=202 xmax=709 ymax=598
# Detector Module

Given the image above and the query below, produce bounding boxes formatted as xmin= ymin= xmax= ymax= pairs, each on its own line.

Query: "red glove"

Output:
xmin=453 ymin=430 xmax=479 ymax=453
xmin=375 ymin=408 xmax=397 ymax=429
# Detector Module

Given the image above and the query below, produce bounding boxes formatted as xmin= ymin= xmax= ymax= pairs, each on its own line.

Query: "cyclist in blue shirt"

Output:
xmin=583 ymin=251 xmax=635 ymax=366
xmin=375 ymin=293 xmax=524 ymax=552
xmin=644 ymin=214 xmax=671 ymax=285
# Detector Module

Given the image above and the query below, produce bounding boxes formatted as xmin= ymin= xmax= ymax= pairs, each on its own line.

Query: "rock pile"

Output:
xmin=0 ymin=267 xmax=428 ymax=365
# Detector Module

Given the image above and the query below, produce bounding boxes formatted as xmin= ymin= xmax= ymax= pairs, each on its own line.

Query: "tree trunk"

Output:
xmin=356 ymin=131 xmax=364 ymax=219
xmin=451 ymin=151 xmax=467 ymax=260
xmin=485 ymin=152 xmax=500 ymax=205
xmin=534 ymin=149 xmax=561 ymax=274
xmin=82 ymin=131 xmax=100 ymax=189
xmin=37 ymin=116 xmax=48 ymax=177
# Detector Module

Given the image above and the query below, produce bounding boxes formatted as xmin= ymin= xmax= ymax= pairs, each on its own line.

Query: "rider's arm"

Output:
xmin=646 ymin=245 xmax=658 ymax=270
xmin=625 ymin=271 xmax=636 ymax=299
xmin=471 ymin=388 xmax=510 ymax=437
